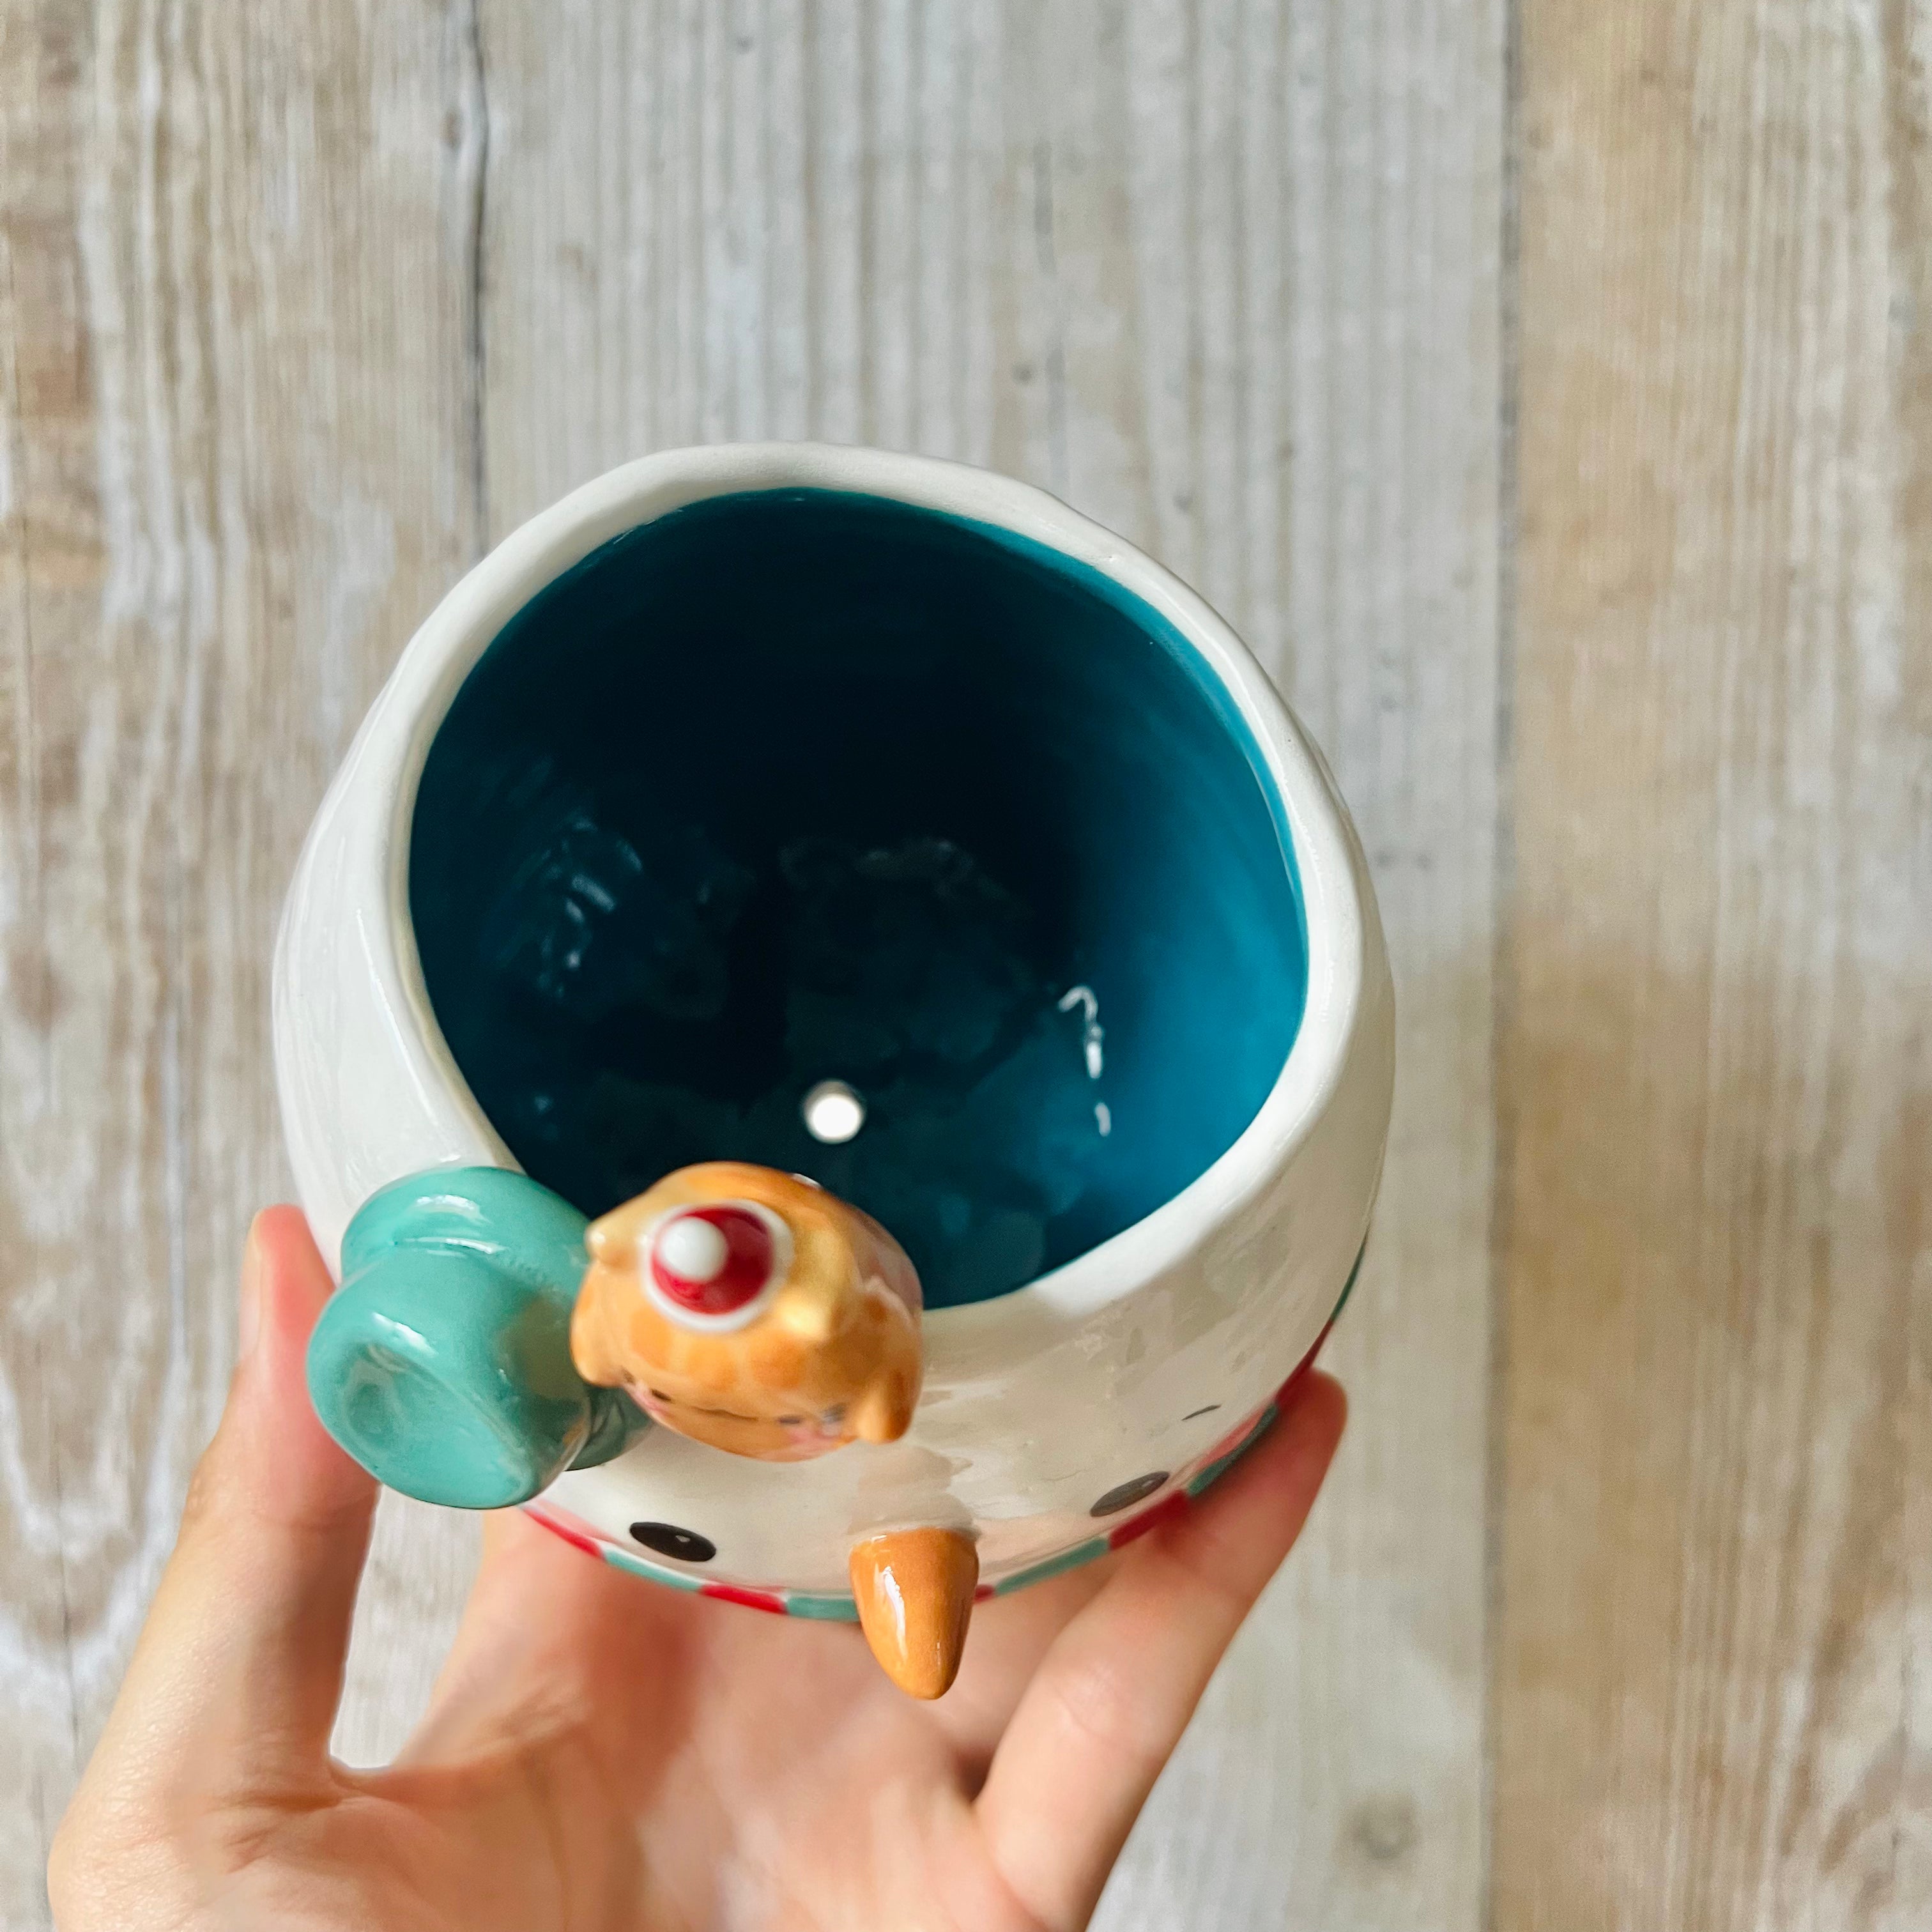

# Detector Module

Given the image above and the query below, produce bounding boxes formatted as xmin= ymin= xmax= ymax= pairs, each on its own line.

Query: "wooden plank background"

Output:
xmin=0 ymin=3 xmax=1921 ymax=1929
xmin=1495 ymin=4 xmax=1932 ymax=1928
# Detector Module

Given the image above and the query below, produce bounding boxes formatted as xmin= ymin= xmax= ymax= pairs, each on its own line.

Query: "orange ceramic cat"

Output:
xmin=571 ymin=1162 xmax=926 ymax=1461
xmin=570 ymin=1163 xmax=977 ymax=1695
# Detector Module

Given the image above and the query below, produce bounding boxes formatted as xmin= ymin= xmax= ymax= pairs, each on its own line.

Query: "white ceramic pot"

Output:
xmin=275 ymin=443 xmax=1392 ymax=1636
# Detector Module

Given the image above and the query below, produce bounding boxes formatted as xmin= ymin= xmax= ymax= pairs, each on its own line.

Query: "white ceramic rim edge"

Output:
xmin=358 ymin=443 xmax=1366 ymax=1334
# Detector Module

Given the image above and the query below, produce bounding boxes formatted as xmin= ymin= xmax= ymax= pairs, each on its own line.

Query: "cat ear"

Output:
xmin=584 ymin=1204 xmax=641 ymax=1266
xmin=849 ymin=1364 xmax=915 ymax=1443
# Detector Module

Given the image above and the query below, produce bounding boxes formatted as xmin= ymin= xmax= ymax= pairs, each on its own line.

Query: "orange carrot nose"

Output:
xmin=848 ymin=1528 xmax=979 ymax=1698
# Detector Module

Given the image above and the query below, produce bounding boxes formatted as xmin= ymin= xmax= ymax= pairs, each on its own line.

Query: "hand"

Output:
xmin=50 ymin=1208 xmax=1344 ymax=1932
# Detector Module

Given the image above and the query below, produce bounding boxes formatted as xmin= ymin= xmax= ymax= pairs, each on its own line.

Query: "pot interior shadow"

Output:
xmin=410 ymin=490 xmax=1307 ymax=1307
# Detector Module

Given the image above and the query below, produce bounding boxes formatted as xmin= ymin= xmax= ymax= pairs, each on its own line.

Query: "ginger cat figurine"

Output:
xmin=571 ymin=1162 xmax=977 ymax=1696
xmin=571 ymin=1162 xmax=924 ymax=1461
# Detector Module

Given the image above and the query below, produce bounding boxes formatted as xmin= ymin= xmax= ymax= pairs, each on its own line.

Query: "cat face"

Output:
xmin=569 ymin=1163 xmax=923 ymax=1461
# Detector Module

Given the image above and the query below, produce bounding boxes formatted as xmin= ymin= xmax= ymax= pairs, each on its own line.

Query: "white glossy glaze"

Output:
xmin=273 ymin=444 xmax=1394 ymax=1593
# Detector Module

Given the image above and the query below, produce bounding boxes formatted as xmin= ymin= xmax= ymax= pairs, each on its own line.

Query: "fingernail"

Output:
xmin=239 ymin=1215 xmax=267 ymax=1361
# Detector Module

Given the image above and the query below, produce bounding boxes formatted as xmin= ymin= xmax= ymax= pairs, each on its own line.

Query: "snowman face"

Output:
xmin=538 ymin=1335 xmax=1323 ymax=1606
xmin=530 ymin=1247 xmax=1351 ymax=1700
xmin=545 ymin=1236 xmax=1356 ymax=1602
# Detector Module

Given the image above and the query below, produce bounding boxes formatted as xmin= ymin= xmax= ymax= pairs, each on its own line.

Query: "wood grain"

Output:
xmin=1495 ymin=2 xmax=1932 ymax=1926
xmin=472 ymin=5 xmax=1503 ymax=1928
xmin=0 ymin=0 xmax=479 ymax=1916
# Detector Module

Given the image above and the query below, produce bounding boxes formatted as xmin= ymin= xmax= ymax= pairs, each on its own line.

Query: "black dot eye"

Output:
xmin=1090 ymin=1471 xmax=1170 ymax=1517
xmin=629 ymin=1521 xmax=716 ymax=1562
xmin=1183 ymin=1404 xmax=1221 ymax=1422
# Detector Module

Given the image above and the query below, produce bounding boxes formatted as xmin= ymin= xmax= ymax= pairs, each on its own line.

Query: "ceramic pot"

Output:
xmin=275 ymin=443 xmax=1393 ymax=1696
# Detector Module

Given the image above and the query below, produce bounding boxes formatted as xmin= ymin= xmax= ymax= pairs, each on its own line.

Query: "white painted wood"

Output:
xmin=1494 ymin=3 xmax=1932 ymax=1925
xmin=0 ymin=1 xmax=479 ymax=1917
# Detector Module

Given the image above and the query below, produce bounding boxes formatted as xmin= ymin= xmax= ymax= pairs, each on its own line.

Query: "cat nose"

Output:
xmin=648 ymin=1204 xmax=778 ymax=1318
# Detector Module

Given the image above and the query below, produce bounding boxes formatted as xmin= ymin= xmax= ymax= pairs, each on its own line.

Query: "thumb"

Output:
xmin=89 ymin=1208 xmax=378 ymax=1798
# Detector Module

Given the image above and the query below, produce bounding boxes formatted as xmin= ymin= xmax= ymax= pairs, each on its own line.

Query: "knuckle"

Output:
xmin=1044 ymin=1649 xmax=1162 ymax=1768
xmin=177 ymin=1441 xmax=233 ymax=1537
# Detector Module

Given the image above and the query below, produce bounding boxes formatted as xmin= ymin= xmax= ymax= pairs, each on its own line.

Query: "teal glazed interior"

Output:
xmin=409 ymin=489 xmax=1307 ymax=1307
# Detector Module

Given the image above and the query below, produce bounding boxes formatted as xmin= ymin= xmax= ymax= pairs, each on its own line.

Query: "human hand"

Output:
xmin=50 ymin=1208 xmax=1344 ymax=1931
